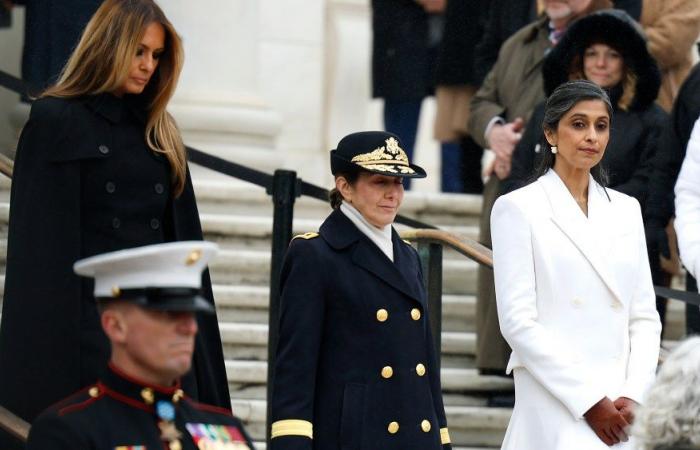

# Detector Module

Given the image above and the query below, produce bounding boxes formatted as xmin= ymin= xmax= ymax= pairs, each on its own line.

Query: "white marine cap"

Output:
xmin=73 ymin=241 xmax=219 ymax=313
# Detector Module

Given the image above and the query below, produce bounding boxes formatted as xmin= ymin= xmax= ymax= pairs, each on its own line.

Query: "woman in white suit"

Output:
xmin=491 ymin=80 xmax=661 ymax=450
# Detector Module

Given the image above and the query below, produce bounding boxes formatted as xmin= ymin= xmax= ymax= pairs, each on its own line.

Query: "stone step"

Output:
xmin=219 ymin=322 xmax=477 ymax=361
xmin=223 ymin=360 xmax=513 ymax=393
xmin=207 ymin=248 xmax=479 ymax=295
xmin=0 ymin=176 xmax=484 ymax=227
xmin=229 ymin=398 xmax=510 ymax=447
xmin=190 ymin=178 xmax=483 ymax=227
xmin=219 ymin=323 xmax=477 ymax=362
xmin=199 ymin=212 xmax=480 ymax=251
xmin=0 ymin=202 xmax=479 ymax=252
xmin=212 ymin=283 xmax=477 ymax=333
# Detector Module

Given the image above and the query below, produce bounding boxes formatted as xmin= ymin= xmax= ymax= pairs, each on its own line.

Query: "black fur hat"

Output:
xmin=542 ymin=9 xmax=661 ymax=110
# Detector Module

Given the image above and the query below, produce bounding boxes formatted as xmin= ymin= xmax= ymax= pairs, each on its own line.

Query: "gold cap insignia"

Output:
xmin=111 ymin=286 xmax=121 ymax=298
xmin=350 ymin=137 xmax=416 ymax=175
xmin=185 ymin=249 xmax=202 ymax=266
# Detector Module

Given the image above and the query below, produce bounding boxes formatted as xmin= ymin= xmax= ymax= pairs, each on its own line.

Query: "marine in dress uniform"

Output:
xmin=270 ymin=132 xmax=452 ymax=450
xmin=26 ymin=242 xmax=255 ymax=450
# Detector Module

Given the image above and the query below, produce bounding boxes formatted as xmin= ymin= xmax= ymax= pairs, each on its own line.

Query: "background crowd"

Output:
xmin=370 ymin=0 xmax=700 ymax=367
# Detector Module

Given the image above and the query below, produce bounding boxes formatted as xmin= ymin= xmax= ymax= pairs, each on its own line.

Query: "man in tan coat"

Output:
xmin=641 ymin=0 xmax=700 ymax=113
xmin=467 ymin=0 xmax=613 ymax=377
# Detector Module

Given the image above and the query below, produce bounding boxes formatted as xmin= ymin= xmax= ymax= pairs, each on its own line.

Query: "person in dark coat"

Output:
xmin=474 ymin=0 xmax=642 ymax=85
xmin=645 ymin=62 xmax=700 ymax=334
xmin=10 ymin=0 xmax=103 ymax=97
xmin=371 ymin=0 xmax=442 ymax=189
xmin=27 ymin=242 xmax=255 ymax=450
xmin=433 ymin=0 xmax=487 ymax=193
xmin=269 ymin=131 xmax=451 ymax=450
xmin=0 ymin=0 xmax=230 ymax=436
xmin=502 ymin=9 xmax=666 ymax=205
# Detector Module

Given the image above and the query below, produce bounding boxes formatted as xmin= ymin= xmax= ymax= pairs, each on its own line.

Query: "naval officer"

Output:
xmin=269 ymin=131 xmax=452 ymax=450
xmin=26 ymin=242 xmax=255 ymax=450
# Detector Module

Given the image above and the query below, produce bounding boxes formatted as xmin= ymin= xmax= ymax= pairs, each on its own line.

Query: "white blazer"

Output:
xmin=491 ymin=169 xmax=661 ymax=450
xmin=675 ymin=117 xmax=700 ymax=282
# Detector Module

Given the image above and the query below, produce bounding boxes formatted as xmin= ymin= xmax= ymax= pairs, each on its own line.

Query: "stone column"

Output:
xmin=158 ymin=0 xmax=283 ymax=174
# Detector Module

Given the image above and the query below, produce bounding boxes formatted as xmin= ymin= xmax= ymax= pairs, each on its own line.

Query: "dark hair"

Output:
xmin=531 ymin=80 xmax=613 ymax=187
xmin=329 ymin=171 xmax=360 ymax=209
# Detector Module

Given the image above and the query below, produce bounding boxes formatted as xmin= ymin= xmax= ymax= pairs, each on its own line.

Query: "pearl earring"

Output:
xmin=551 ymin=145 xmax=558 ymax=154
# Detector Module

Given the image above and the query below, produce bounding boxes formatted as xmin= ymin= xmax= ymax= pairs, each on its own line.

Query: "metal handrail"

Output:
xmin=0 ymin=153 xmax=14 ymax=179
xmin=402 ymin=229 xmax=493 ymax=268
xmin=0 ymin=405 xmax=29 ymax=442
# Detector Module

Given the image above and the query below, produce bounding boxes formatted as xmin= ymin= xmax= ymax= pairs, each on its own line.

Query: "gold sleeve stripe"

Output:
xmin=440 ymin=427 xmax=451 ymax=445
xmin=271 ymin=419 xmax=313 ymax=439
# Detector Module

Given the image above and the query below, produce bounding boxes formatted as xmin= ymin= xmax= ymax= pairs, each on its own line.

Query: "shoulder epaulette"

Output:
xmin=292 ymin=232 xmax=319 ymax=241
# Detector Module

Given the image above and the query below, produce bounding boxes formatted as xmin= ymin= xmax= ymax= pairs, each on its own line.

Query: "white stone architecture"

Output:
xmin=0 ymin=0 xmax=441 ymax=190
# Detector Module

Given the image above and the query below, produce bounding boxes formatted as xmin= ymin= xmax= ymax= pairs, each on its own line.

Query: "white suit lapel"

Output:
xmin=538 ymin=170 xmax=624 ymax=305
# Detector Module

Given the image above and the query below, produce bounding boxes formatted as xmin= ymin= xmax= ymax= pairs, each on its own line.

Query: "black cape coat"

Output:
xmin=269 ymin=209 xmax=451 ymax=450
xmin=0 ymin=94 xmax=230 ymax=425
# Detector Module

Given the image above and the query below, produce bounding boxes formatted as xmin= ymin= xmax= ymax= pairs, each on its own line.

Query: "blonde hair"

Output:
xmin=568 ymin=50 xmax=637 ymax=112
xmin=42 ymin=0 xmax=187 ymax=196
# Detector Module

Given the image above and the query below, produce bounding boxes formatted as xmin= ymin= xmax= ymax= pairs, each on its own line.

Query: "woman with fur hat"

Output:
xmin=501 ymin=9 xmax=667 ymax=205
xmin=269 ymin=131 xmax=452 ymax=450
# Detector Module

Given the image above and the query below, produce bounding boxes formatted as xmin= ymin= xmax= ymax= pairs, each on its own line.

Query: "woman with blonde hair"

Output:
xmin=0 ymin=0 xmax=230 ymax=430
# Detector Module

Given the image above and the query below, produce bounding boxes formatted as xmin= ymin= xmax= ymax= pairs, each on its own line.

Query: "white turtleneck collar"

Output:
xmin=340 ymin=200 xmax=394 ymax=262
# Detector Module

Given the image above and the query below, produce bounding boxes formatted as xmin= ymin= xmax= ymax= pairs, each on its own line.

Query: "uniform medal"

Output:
xmin=156 ymin=400 xmax=182 ymax=450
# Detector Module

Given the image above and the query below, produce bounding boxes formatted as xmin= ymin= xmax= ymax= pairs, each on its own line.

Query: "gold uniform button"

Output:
xmin=388 ymin=421 xmax=399 ymax=434
xmin=421 ymin=420 xmax=431 ymax=432
xmin=88 ymin=386 xmax=100 ymax=398
xmin=411 ymin=308 xmax=421 ymax=321
xmin=376 ymin=309 xmax=389 ymax=322
xmin=381 ymin=366 xmax=394 ymax=379
xmin=416 ymin=363 xmax=426 ymax=376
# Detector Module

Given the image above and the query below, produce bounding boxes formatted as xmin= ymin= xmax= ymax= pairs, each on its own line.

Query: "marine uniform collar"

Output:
xmin=97 ymin=363 xmax=186 ymax=412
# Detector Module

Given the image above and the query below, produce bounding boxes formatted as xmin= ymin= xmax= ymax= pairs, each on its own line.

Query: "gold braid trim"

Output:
xmin=271 ymin=420 xmax=313 ymax=439
xmin=440 ymin=427 xmax=451 ymax=445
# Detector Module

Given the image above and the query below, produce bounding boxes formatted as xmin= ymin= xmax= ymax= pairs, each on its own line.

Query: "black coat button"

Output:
xmin=150 ymin=218 xmax=160 ymax=230
xmin=98 ymin=145 xmax=110 ymax=155
xmin=154 ymin=183 xmax=164 ymax=194
xmin=105 ymin=182 xmax=116 ymax=193
xmin=112 ymin=217 xmax=121 ymax=229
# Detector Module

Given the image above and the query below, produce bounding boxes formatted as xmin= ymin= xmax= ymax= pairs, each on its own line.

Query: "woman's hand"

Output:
xmin=584 ymin=397 xmax=630 ymax=445
xmin=613 ymin=396 xmax=638 ymax=424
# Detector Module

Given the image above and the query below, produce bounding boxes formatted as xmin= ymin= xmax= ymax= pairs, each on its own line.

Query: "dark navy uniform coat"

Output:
xmin=0 ymin=94 xmax=230 ymax=425
xmin=270 ymin=209 xmax=451 ymax=450
xmin=26 ymin=364 xmax=255 ymax=450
